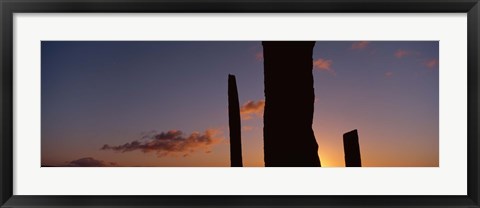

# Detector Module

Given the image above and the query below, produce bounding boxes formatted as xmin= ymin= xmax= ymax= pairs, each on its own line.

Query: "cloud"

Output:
xmin=255 ymin=51 xmax=263 ymax=61
xmin=67 ymin=157 xmax=118 ymax=167
xmin=313 ymin=58 xmax=335 ymax=75
xmin=394 ymin=49 xmax=410 ymax=58
xmin=240 ymin=100 xmax=265 ymax=120
xmin=384 ymin=71 xmax=394 ymax=78
xmin=424 ymin=58 xmax=438 ymax=69
xmin=242 ymin=126 xmax=254 ymax=131
xmin=351 ymin=41 xmax=370 ymax=50
xmin=394 ymin=49 xmax=422 ymax=59
xmin=101 ymin=129 xmax=223 ymax=157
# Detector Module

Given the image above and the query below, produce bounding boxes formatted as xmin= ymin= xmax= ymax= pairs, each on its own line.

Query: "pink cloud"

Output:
xmin=384 ymin=71 xmax=394 ymax=78
xmin=351 ymin=41 xmax=370 ymax=50
xmin=394 ymin=49 xmax=421 ymax=58
xmin=313 ymin=58 xmax=335 ymax=75
xmin=394 ymin=49 xmax=410 ymax=58
xmin=240 ymin=100 xmax=265 ymax=120
xmin=242 ymin=126 xmax=254 ymax=131
xmin=424 ymin=58 xmax=438 ymax=69
xmin=255 ymin=51 xmax=263 ymax=61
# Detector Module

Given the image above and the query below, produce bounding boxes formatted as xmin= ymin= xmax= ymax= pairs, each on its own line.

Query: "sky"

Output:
xmin=41 ymin=41 xmax=439 ymax=167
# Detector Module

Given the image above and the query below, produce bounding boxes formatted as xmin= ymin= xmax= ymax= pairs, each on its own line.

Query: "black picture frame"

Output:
xmin=1 ymin=0 xmax=479 ymax=207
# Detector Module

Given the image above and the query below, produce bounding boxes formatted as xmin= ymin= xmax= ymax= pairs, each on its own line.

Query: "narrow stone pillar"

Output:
xmin=228 ymin=74 xmax=243 ymax=167
xmin=262 ymin=41 xmax=321 ymax=167
xmin=343 ymin=129 xmax=362 ymax=167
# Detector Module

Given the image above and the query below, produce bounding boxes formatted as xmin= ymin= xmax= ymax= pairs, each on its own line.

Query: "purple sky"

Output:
xmin=41 ymin=41 xmax=439 ymax=167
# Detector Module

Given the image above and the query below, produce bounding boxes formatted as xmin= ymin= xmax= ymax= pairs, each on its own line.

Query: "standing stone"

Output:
xmin=262 ymin=41 xmax=321 ymax=167
xmin=228 ymin=74 xmax=243 ymax=167
xmin=343 ymin=129 xmax=362 ymax=167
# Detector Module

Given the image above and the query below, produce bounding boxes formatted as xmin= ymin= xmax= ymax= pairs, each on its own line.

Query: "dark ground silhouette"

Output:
xmin=228 ymin=74 xmax=243 ymax=167
xmin=262 ymin=41 xmax=321 ymax=167
xmin=343 ymin=129 xmax=362 ymax=167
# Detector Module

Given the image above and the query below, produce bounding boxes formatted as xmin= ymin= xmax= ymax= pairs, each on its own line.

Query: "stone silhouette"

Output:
xmin=343 ymin=129 xmax=362 ymax=167
xmin=228 ymin=74 xmax=243 ymax=167
xmin=262 ymin=41 xmax=321 ymax=167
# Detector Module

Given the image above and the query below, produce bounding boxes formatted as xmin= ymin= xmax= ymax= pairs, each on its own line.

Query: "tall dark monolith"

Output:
xmin=343 ymin=129 xmax=362 ymax=167
xmin=228 ymin=74 xmax=243 ymax=167
xmin=262 ymin=41 xmax=321 ymax=167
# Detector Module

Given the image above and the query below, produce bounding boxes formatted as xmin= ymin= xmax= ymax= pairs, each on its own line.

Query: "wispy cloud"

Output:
xmin=424 ymin=58 xmax=438 ymax=69
xmin=394 ymin=49 xmax=421 ymax=59
xmin=313 ymin=58 xmax=335 ymax=75
xmin=394 ymin=49 xmax=410 ymax=58
xmin=384 ymin=71 xmax=394 ymax=78
xmin=101 ymin=129 xmax=223 ymax=157
xmin=240 ymin=100 xmax=265 ymax=120
xmin=66 ymin=157 xmax=118 ymax=167
xmin=255 ymin=51 xmax=263 ymax=61
xmin=242 ymin=126 xmax=254 ymax=131
xmin=351 ymin=41 xmax=370 ymax=50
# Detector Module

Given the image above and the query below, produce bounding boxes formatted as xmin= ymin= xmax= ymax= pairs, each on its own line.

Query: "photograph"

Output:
xmin=2 ymin=0 xmax=478 ymax=206
xmin=41 ymin=41 xmax=439 ymax=167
